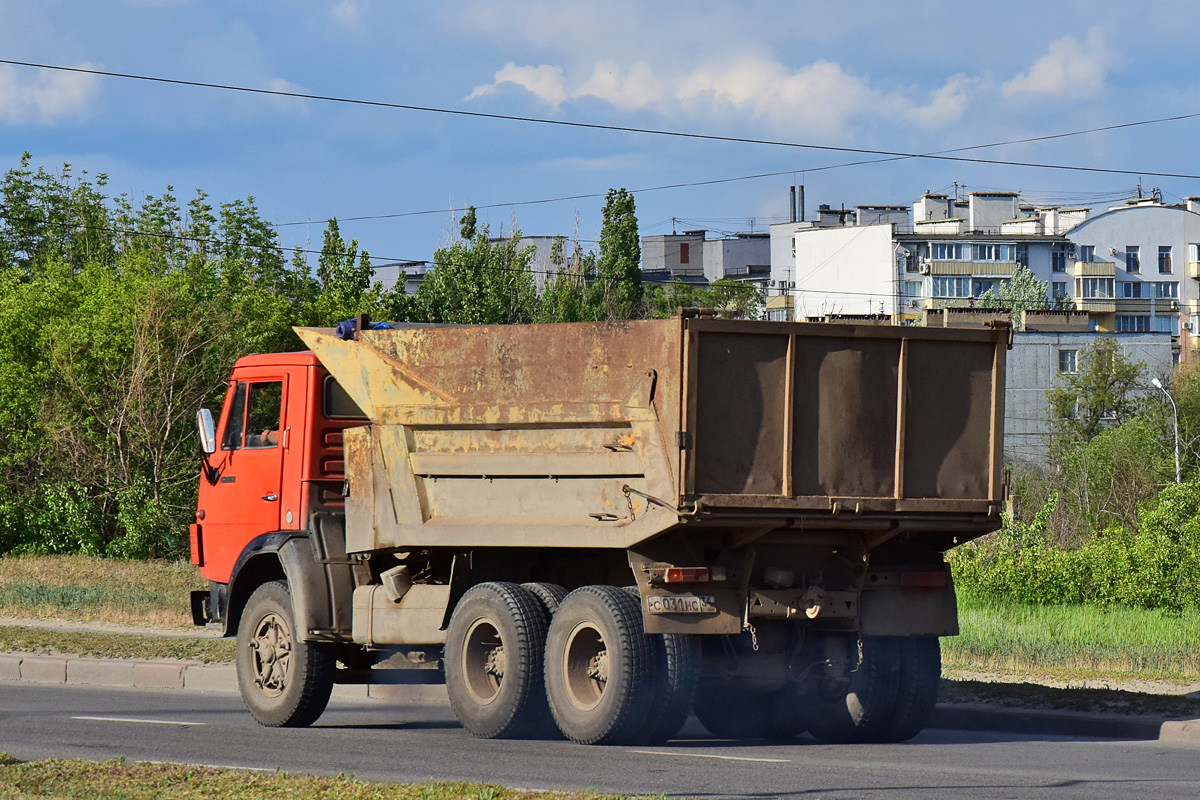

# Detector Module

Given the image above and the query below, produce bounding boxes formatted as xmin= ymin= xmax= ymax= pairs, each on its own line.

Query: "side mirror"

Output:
xmin=197 ymin=409 xmax=217 ymax=455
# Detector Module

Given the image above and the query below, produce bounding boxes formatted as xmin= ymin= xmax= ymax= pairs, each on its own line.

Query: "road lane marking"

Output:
xmin=627 ymin=749 xmax=789 ymax=763
xmin=72 ymin=716 xmax=205 ymax=726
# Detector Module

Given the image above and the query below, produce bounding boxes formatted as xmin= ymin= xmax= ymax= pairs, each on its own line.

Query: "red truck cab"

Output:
xmin=190 ymin=351 xmax=363 ymax=629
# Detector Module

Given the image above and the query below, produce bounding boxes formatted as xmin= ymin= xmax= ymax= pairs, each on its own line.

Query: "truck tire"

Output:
xmin=236 ymin=580 xmax=334 ymax=728
xmin=693 ymin=680 xmax=806 ymax=739
xmin=879 ymin=636 xmax=941 ymax=742
xmin=521 ymin=582 xmax=568 ymax=615
xmin=620 ymin=586 xmax=700 ymax=744
xmin=544 ymin=585 xmax=654 ymax=745
xmin=445 ymin=582 xmax=555 ymax=739
xmin=801 ymin=635 xmax=902 ymax=744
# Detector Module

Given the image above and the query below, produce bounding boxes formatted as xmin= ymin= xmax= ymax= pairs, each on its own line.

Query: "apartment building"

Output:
xmin=770 ymin=189 xmax=1200 ymax=347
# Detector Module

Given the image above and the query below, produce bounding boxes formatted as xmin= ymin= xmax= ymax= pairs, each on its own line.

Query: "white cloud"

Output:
xmin=577 ymin=61 xmax=661 ymax=111
xmin=465 ymin=53 xmax=980 ymax=137
xmin=266 ymin=78 xmax=311 ymax=113
xmin=900 ymin=74 xmax=980 ymax=129
xmin=1002 ymin=28 xmax=1110 ymax=99
xmin=465 ymin=63 xmax=568 ymax=105
xmin=676 ymin=56 xmax=877 ymax=136
xmin=0 ymin=63 xmax=99 ymax=124
xmin=330 ymin=1 xmax=364 ymax=29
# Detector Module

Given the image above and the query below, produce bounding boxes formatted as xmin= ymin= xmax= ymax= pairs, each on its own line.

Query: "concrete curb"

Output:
xmin=2 ymin=653 xmax=1197 ymax=741
xmin=929 ymin=702 xmax=1174 ymax=741
xmin=0 ymin=653 xmax=448 ymax=704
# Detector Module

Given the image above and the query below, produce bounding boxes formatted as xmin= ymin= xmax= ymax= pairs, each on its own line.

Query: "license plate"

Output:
xmin=646 ymin=594 xmax=717 ymax=614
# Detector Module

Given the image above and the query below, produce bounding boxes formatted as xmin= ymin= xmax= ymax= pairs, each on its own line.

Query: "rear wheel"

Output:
xmin=445 ymin=582 xmax=554 ymax=739
xmin=693 ymin=679 xmax=806 ymax=740
xmin=880 ymin=636 xmax=941 ymax=742
xmin=522 ymin=582 xmax=568 ymax=615
xmin=801 ymin=635 xmax=902 ymax=744
xmin=236 ymin=580 xmax=334 ymax=728
xmin=544 ymin=585 xmax=654 ymax=745
xmin=622 ymin=586 xmax=700 ymax=744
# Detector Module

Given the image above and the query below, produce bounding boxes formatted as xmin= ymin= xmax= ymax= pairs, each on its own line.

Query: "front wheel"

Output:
xmin=236 ymin=580 xmax=334 ymax=728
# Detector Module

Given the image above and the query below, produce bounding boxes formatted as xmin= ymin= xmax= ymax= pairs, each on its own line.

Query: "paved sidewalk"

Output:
xmin=1 ymin=649 xmax=1196 ymax=741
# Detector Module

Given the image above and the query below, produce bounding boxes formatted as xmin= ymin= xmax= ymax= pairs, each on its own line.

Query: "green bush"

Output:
xmin=953 ymin=479 xmax=1200 ymax=611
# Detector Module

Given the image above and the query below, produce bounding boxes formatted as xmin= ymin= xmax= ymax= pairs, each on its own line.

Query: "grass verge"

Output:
xmin=0 ymin=626 xmax=234 ymax=663
xmin=0 ymin=757 xmax=645 ymax=800
xmin=0 ymin=554 xmax=203 ymax=628
xmin=947 ymin=594 xmax=1200 ymax=682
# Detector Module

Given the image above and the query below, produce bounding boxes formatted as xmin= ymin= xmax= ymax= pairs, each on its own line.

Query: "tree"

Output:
xmin=418 ymin=208 xmax=538 ymax=325
xmin=1048 ymin=337 xmax=1145 ymax=443
xmin=646 ymin=279 xmax=763 ymax=319
xmin=976 ymin=264 xmax=1050 ymax=330
xmin=591 ymin=188 xmax=641 ymax=320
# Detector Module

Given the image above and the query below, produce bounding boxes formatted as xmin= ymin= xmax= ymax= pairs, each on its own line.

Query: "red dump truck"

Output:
xmin=191 ymin=315 xmax=1008 ymax=745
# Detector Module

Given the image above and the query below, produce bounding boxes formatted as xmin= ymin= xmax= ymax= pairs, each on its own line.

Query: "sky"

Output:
xmin=3 ymin=0 xmax=1200 ymax=269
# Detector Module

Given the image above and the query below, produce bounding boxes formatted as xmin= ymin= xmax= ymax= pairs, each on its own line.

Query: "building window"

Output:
xmin=1155 ymin=315 xmax=1179 ymax=334
xmin=1079 ymin=245 xmax=1095 ymax=262
xmin=1190 ymin=243 xmax=1200 ymax=263
xmin=902 ymin=281 xmax=922 ymax=297
xmin=1159 ymin=245 xmax=1173 ymax=273
xmin=1052 ymin=281 xmax=1069 ymax=299
xmin=1078 ymin=277 xmax=1114 ymax=299
xmin=1052 ymin=245 xmax=1068 ymax=272
xmin=1127 ymin=245 xmax=1140 ymax=273
xmin=1154 ymin=281 xmax=1179 ymax=299
xmin=933 ymin=276 xmax=971 ymax=297
xmin=1058 ymin=349 xmax=1078 ymax=374
xmin=973 ymin=278 xmax=1005 ymax=297
xmin=1016 ymin=243 xmax=1029 ymax=266
xmin=679 ymin=242 xmax=690 ymax=264
xmin=932 ymin=242 xmax=967 ymax=260
xmin=1120 ymin=281 xmax=1144 ymax=299
xmin=974 ymin=243 xmax=1014 ymax=261
xmin=1116 ymin=315 xmax=1150 ymax=332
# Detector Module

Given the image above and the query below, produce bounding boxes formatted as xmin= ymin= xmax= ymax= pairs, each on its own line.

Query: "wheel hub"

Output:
xmin=249 ymin=611 xmax=292 ymax=697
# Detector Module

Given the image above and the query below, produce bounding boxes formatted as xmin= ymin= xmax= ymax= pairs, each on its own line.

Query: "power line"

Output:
xmin=6 ymin=58 xmax=1200 ymax=185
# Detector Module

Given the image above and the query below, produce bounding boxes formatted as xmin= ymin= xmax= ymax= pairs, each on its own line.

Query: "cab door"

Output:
xmin=201 ymin=370 xmax=289 ymax=581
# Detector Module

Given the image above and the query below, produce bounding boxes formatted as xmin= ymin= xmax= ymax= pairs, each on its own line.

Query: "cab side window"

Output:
xmin=221 ymin=380 xmax=283 ymax=450
xmin=244 ymin=382 xmax=283 ymax=449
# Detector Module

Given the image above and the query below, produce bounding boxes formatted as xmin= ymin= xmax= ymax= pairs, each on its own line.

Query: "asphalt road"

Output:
xmin=1 ymin=683 xmax=1197 ymax=799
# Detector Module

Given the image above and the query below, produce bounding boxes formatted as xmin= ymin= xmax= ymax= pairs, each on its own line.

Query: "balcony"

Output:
xmin=1076 ymin=298 xmax=1116 ymax=313
xmin=1072 ymin=260 xmax=1116 ymax=277
xmin=927 ymin=260 xmax=1017 ymax=276
xmin=1113 ymin=298 xmax=1180 ymax=314
xmin=1188 ymin=261 xmax=1200 ymax=279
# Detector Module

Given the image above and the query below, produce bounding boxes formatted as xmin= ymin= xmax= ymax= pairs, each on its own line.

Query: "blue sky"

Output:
xmin=3 ymin=1 xmax=1200 ymax=268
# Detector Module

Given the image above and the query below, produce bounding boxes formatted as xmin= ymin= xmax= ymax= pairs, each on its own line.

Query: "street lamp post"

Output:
xmin=1151 ymin=377 xmax=1181 ymax=484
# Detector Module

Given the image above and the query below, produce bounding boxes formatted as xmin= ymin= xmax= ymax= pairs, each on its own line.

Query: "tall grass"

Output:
xmin=948 ymin=593 xmax=1200 ymax=681
xmin=0 ymin=554 xmax=203 ymax=627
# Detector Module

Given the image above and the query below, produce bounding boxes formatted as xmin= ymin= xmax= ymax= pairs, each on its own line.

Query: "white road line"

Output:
xmin=71 ymin=715 xmax=205 ymax=727
xmin=627 ymin=749 xmax=789 ymax=763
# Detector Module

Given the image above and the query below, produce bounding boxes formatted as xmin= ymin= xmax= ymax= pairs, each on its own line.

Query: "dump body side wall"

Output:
xmin=296 ymin=319 xmax=1007 ymax=555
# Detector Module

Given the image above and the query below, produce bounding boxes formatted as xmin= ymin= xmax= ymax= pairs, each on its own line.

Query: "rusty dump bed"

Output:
xmin=295 ymin=318 xmax=1007 ymax=554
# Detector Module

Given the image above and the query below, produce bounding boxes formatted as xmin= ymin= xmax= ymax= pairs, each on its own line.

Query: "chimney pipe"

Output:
xmin=798 ymin=185 xmax=805 ymax=222
xmin=789 ymin=186 xmax=797 ymax=223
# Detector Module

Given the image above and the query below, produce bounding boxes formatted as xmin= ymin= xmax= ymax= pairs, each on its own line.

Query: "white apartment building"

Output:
xmin=770 ymin=189 xmax=1200 ymax=348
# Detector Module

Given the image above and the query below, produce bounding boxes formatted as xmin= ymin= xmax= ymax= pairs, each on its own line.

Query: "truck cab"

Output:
xmin=191 ymin=352 xmax=362 ymax=632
